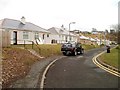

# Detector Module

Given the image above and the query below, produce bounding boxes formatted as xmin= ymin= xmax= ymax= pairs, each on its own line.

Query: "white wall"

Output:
xmin=48 ymin=34 xmax=78 ymax=44
xmin=39 ymin=33 xmax=51 ymax=44
xmin=10 ymin=30 xmax=78 ymax=45
xmin=49 ymin=34 xmax=59 ymax=43
xmin=11 ymin=30 xmax=34 ymax=44
xmin=10 ymin=30 xmax=51 ymax=44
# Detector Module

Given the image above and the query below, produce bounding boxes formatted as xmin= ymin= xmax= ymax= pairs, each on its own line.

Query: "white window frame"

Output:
xmin=34 ymin=32 xmax=39 ymax=40
xmin=23 ymin=31 xmax=29 ymax=39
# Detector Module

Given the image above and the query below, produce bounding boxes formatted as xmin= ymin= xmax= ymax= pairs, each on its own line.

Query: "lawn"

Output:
xmin=99 ymin=45 xmax=120 ymax=69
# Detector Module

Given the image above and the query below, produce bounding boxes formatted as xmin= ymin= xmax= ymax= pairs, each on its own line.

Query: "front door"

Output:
xmin=13 ymin=31 xmax=17 ymax=45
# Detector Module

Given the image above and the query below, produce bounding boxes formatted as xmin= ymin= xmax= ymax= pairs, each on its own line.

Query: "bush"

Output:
xmin=100 ymin=44 xmax=104 ymax=46
xmin=116 ymin=45 xmax=120 ymax=50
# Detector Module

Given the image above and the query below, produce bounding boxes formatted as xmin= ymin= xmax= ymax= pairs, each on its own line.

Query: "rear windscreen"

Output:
xmin=62 ymin=44 xmax=72 ymax=47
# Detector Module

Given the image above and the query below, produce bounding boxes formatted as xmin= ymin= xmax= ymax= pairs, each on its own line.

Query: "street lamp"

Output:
xmin=69 ymin=22 xmax=76 ymax=41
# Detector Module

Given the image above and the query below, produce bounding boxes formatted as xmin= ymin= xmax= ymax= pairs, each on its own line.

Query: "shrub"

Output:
xmin=116 ymin=46 xmax=120 ymax=49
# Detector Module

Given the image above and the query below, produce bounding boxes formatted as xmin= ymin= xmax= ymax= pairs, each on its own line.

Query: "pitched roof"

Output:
xmin=80 ymin=35 xmax=89 ymax=40
xmin=0 ymin=18 xmax=49 ymax=33
xmin=48 ymin=27 xmax=59 ymax=34
xmin=48 ymin=27 xmax=76 ymax=36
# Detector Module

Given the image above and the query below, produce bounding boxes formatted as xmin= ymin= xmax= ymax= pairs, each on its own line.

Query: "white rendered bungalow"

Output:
xmin=0 ymin=17 xmax=51 ymax=45
xmin=48 ymin=27 xmax=77 ymax=44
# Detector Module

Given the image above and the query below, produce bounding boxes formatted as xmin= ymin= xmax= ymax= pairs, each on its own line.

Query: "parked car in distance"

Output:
xmin=61 ymin=42 xmax=84 ymax=56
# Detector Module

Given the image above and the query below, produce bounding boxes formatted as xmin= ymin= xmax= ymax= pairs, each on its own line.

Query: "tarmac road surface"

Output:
xmin=44 ymin=47 xmax=119 ymax=88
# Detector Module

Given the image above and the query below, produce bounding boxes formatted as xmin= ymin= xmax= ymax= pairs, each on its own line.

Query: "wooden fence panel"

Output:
xmin=2 ymin=30 xmax=11 ymax=47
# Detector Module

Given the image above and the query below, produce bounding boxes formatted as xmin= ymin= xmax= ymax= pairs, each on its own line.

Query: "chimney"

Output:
xmin=61 ymin=24 xmax=65 ymax=30
xmin=21 ymin=16 xmax=26 ymax=24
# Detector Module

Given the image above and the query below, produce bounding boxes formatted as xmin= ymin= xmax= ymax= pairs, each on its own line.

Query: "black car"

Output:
xmin=61 ymin=42 xmax=84 ymax=56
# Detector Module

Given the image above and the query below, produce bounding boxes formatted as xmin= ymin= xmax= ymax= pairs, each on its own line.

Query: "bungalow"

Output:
xmin=79 ymin=35 xmax=91 ymax=45
xmin=0 ymin=17 xmax=51 ymax=47
xmin=79 ymin=35 xmax=98 ymax=45
xmin=48 ymin=27 xmax=78 ymax=44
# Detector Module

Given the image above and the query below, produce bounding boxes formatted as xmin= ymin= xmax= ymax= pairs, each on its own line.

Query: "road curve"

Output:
xmin=43 ymin=47 xmax=119 ymax=88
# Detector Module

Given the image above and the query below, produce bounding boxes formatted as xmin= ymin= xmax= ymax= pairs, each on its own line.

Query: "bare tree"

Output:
xmin=110 ymin=24 xmax=120 ymax=44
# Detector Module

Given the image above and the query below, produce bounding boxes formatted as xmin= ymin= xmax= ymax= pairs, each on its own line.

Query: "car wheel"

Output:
xmin=66 ymin=51 xmax=70 ymax=56
xmin=74 ymin=51 xmax=77 ymax=56
xmin=80 ymin=49 xmax=84 ymax=54
xmin=63 ymin=52 xmax=66 ymax=55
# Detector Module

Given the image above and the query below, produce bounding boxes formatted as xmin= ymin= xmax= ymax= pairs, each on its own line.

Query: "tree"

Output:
xmin=92 ymin=28 xmax=97 ymax=32
xmin=110 ymin=24 xmax=120 ymax=44
xmin=105 ymin=29 xmax=109 ymax=34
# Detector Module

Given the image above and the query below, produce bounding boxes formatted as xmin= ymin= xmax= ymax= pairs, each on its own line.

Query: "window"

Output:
xmin=34 ymin=32 xmax=39 ymax=39
xmin=47 ymin=34 xmax=49 ymax=37
xmin=51 ymin=39 xmax=57 ymax=44
xmin=43 ymin=34 xmax=45 ymax=39
xmin=23 ymin=31 xmax=29 ymax=39
xmin=62 ymin=35 xmax=64 ymax=40
xmin=70 ymin=37 xmax=72 ymax=41
xmin=65 ymin=36 xmax=67 ymax=42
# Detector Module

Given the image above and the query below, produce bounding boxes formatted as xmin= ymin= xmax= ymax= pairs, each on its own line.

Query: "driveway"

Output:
xmin=44 ymin=47 xmax=119 ymax=88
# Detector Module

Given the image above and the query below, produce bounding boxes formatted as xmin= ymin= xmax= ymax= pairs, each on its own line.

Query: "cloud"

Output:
xmin=0 ymin=0 xmax=119 ymax=31
xmin=0 ymin=0 xmax=10 ymax=11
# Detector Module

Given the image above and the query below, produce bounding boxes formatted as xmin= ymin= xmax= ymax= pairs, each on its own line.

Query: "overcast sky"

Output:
xmin=0 ymin=0 xmax=119 ymax=31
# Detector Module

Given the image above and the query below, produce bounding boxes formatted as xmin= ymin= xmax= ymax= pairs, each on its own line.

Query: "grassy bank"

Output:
xmin=2 ymin=47 xmax=40 ymax=87
xmin=11 ymin=44 xmax=98 ymax=57
xmin=82 ymin=44 xmax=99 ymax=50
xmin=33 ymin=44 xmax=62 ymax=57
xmin=99 ymin=45 xmax=120 ymax=69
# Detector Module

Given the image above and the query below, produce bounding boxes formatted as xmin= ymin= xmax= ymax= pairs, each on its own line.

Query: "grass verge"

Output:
xmin=11 ymin=44 xmax=98 ymax=57
xmin=98 ymin=45 xmax=120 ymax=69
xmin=82 ymin=44 xmax=99 ymax=50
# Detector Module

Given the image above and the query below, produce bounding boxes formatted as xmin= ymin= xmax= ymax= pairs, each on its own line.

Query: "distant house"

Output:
xmin=79 ymin=35 xmax=98 ymax=45
xmin=91 ymin=31 xmax=99 ymax=34
xmin=79 ymin=35 xmax=91 ymax=44
xmin=0 ymin=17 xmax=51 ymax=46
xmin=48 ymin=27 xmax=77 ymax=44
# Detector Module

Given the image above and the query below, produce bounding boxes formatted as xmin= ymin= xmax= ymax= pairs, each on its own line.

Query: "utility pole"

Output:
xmin=69 ymin=22 xmax=76 ymax=41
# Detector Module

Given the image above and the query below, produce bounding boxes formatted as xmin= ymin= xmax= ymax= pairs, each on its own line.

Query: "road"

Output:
xmin=44 ymin=47 xmax=119 ymax=88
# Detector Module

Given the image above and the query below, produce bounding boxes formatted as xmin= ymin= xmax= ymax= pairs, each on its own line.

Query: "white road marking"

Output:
xmin=40 ymin=56 xmax=66 ymax=89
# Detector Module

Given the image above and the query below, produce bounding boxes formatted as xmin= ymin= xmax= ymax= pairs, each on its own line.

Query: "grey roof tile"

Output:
xmin=1 ymin=18 xmax=49 ymax=33
xmin=48 ymin=27 xmax=76 ymax=36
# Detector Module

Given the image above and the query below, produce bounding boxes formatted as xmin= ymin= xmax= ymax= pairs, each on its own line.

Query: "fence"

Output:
xmin=2 ymin=30 xmax=11 ymax=47
xmin=11 ymin=39 xmax=41 ymax=55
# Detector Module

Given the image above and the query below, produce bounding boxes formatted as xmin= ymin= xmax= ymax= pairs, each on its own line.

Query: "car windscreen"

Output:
xmin=62 ymin=43 xmax=72 ymax=47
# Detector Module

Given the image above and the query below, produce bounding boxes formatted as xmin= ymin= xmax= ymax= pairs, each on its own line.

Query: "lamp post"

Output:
xmin=69 ymin=22 xmax=76 ymax=41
